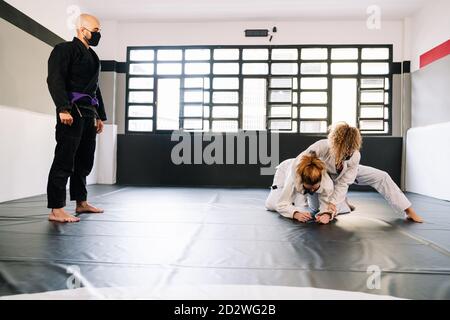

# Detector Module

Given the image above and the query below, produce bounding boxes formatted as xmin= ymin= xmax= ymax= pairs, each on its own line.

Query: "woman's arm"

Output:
xmin=329 ymin=152 xmax=361 ymax=206
xmin=317 ymin=174 xmax=337 ymax=218
xmin=275 ymin=166 xmax=308 ymax=219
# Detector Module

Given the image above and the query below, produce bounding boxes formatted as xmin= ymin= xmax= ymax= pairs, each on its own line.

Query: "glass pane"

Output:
xmin=301 ymin=63 xmax=328 ymax=74
xmin=184 ymin=90 xmax=204 ymax=103
xmin=270 ymin=90 xmax=292 ymax=103
xmin=214 ymin=49 xmax=239 ymax=60
xmin=129 ymin=63 xmax=154 ymax=75
xmin=360 ymin=106 xmax=384 ymax=118
xmin=362 ymin=48 xmax=389 ymax=60
xmin=213 ymin=77 xmax=239 ymax=90
xmin=361 ymin=63 xmax=389 ymax=75
xmin=361 ymin=90 xmax=384 ymax=103
xmin=269 ymin=119 xmax=292 ymax=130
xmin=300 ymin=77 xmax=327 ymax=89
xmin=270 ymin=106 xmax=292 ymax=118
xmin=360 ymin=120 xmax=384 ymax=130
xmin=213 ymin=63 xmax=239 ymax=74
xmin=157 ymin=78 xmax=180 ymax=130
xmin=300 ymin=121 xmax=328 ymax=133
xmin=157 ymin=49 xmax=182 ymax=61
xmin=184 ymin=77 xmax=209 ymax=89
xmin=361 ymin=78 xmax=384 ymax=89
xmin=212 ymin=120 xmax=238 ymax=132
xmin=331 ymin=48 xmax=358 ymax=60
xmin=300 ymin=106 xmax=327 ymax=119
xmin=271 ymin=49 xmax=298 ymax=60
xmin=212 ymin=106 xmax=239 ymax=118
xmin=128 ymin=91 xmax=154 ymax=103
xmin=183 ymin=119 xmax=203 ymax=130
xmin=270 ymin=78 xmax=293 ymax=88
xmin=184 ymin=105 xmax=203 ymax=117
xmin=129 ymin=77 xmax=154 ymax=89
xmin=385 ymin=107 xmax=389 ymax=119
xmin=331 ymin=63 xmax=358 ymax=75
xmin=213 ymin=92 xmax=239 ymax=103
xmin=385 ymin=92 xmax=389 ymax=104
xmin=243 ymin=79 xmax=267 ymax=130
xmin=129 ymin=120 xmax=153 ymax=132
xmin=243 ymin=49 xmax=269 ymax=60
xmin=271 ymin=63 xmax=298 ymax=75
xmin=204 ymin=106 xmax=210 ymax=118
xmin=185 ymin=49 xmax=210 ymax=60
xmin=385 ymin=78 xmax=390 ymax=90
xmin=128 ymin=105 xmax=153 ymax=118
xmin=301 ymin=48 xmax=327 ymax=60
xmin=157 ymin=63 xmax=182 ymax=75
xmin=204 ymin=92 xmax=210 ymax=103
xmin=242 ymin=63 xmax=269 ymax=75
xmin=130 ymin=50 xmax=154 ymax=61
xmin=332 ymin=78 xmax=357 ymax=126
xmin=185 ymin=63 xmax=210 ymax=75
xmin=300 ymin=92 xmax=327 ymax=104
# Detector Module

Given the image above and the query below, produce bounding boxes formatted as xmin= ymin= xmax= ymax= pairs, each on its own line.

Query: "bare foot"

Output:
xmin=76 ymin=201 xmax=104 ymax=214
xmin=48 ymin=208 xmax=80 ymax=223
xmin=405 ymin=207 xmax=424 ymax=223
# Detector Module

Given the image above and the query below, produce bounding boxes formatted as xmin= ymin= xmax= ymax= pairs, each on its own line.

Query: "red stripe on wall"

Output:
xmin=420 ymin=39 xmax=450 ymax=68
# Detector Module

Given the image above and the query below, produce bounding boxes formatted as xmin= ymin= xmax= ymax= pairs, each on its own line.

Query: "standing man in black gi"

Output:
xmin=46 ymin=14 xmax=106 ymax=223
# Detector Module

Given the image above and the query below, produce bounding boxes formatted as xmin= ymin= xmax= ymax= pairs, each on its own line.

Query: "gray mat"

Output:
xmin=0 ymin=186 xmax=449 ymax=299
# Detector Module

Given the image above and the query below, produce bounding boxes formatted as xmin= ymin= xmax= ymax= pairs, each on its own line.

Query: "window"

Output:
xmin=126 ymin=45 xmax=392 ymax=134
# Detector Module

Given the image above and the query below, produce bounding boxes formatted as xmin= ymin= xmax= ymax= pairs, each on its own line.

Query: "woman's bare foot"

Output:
xmin=48 ymin=208 xmax=80 ymax=223
xmin=405 ymin=207 xmax=424 ymax=223
xmin=76 ymin=201 xmax=104 ymax=214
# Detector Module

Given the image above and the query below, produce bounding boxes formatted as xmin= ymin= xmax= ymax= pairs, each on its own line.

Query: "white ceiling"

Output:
xmin=79 ymin=0 xmax=427 ymax=22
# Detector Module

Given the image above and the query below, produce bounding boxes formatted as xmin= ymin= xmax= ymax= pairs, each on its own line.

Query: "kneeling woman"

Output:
xmin=265 ymin=152 xmax=350 ymax=224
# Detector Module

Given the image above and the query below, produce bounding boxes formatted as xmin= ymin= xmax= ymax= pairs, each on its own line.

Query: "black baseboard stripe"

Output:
xmin=101 ymin=60 xmax=127 ymax=73
xmin=0 ymin=0 xmax=64 ymax=47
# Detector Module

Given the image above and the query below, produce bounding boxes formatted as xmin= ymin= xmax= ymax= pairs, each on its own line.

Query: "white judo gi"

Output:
xmin=265 ymin=158 xmax=351 ymax=220
xmin=296 ymin=139 xmax=411 ymax=213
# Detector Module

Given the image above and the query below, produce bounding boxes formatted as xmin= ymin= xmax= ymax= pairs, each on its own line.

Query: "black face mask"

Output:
xmin=84 ymin=30 xmax=101 ymax=46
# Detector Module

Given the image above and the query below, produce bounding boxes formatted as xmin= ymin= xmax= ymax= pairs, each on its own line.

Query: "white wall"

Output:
xmin=106 ymin=20 xmax=405 ymax=61
xmin=0 ymin=105 xmax=101 ymax=203
xmin=4 ymin=0 xmax=83 ymax=40
xmin=404 ymin=0 xmax=450 ymax=72
xmin=406 ymin=122 xmax=450 ymax=201
xmin=0 ymin=105 xmax=55 ymax=202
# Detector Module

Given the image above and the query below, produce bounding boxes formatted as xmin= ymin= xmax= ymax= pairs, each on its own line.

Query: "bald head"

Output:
xmin=75 ymin=14 xmax=101 ymax=47
xmin=76 ymin=14 xmax=100 ymax=32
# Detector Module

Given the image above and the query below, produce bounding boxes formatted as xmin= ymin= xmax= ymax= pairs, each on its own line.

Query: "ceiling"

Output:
xmin=79 ymin=0 xmax=427 ymax=22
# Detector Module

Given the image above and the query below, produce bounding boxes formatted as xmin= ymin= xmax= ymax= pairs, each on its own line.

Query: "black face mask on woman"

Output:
xmin=84 ymin=29 xmax=101 ymax=46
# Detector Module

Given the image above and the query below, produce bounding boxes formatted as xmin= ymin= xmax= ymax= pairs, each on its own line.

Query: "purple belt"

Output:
xmin=70 ymin=92 xmax=99 ymax=106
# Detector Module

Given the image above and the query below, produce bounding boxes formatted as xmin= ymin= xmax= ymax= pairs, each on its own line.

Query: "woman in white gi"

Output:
xmin=265 ymin=152 xmax=350 ymax=224
xmin=293 ymin=122 xmax=423 ymax=223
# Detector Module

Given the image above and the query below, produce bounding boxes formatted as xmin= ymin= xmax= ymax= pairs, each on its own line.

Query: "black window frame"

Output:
xmin=125 ymin=44 xmax=393 ymax=135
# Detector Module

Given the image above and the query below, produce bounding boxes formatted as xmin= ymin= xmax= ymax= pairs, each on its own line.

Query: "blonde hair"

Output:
xmin=296 ymin=152 xmax=326 ymax=185
xmin=328 ymin=122 xmax=362 ymax=164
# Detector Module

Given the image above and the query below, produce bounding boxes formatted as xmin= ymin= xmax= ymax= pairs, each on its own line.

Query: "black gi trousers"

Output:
xmin=47 ymin=110 xmax=97 ymax=209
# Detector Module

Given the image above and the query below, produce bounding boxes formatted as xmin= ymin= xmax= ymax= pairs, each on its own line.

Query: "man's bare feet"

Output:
xmin=405 ymin=207 xmax=424 ymax=223
xmin=48 ymin=208 xmax=80 ymax=223
xmin=76 ymin=201 xmax=104 ymax=214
